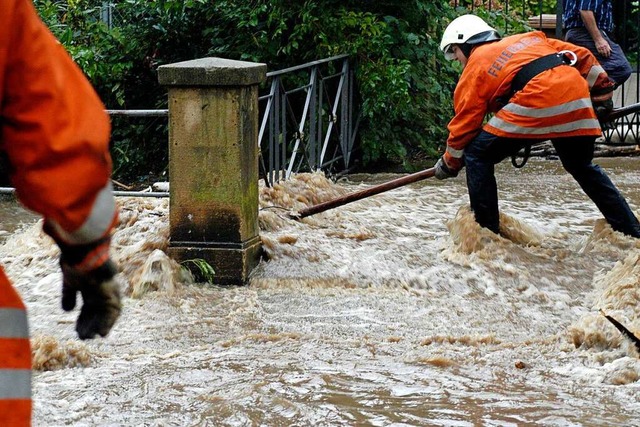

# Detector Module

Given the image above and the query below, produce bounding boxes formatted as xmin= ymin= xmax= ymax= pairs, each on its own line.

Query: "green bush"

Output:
xmin=35 ymin=0 xmax=536 ymax=178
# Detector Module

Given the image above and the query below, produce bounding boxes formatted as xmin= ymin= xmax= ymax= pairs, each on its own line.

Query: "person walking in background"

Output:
xmin=563 ymin=0 xmax=632 ymax=87
xmin=434 ymin=14 xmax=640 ymax=239
xmin=1 ymin=1 xmax=122 ymax=425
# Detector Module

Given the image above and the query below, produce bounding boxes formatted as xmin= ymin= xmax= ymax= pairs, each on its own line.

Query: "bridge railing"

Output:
xmin=258 ymin=54 xmax=359 ymax=186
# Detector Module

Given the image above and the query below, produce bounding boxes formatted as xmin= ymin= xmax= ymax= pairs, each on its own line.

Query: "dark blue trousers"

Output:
xmin=464 ymin=130 xmax=640 ymax=237
xmin=565 ymin=28 xmax=632 ymax=87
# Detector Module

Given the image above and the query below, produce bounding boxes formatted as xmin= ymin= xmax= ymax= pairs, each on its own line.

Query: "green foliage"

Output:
xmin=36 ymin=0 xmax=133 ymax=107
xmin=314 ymin=5 xmax=451 ymax=165
xmin=34 ymin=0 xmax=537 ymax=175
xmin=180 ymin=258 xmax=216 ymax=284
xmin=617 ymin=1 xmax=639 ymax=64
xmin=508 ymin=0 xmax=558 ymax=15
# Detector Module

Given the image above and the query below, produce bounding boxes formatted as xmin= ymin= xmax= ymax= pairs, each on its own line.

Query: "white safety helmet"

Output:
xmin=440 ymin=14 xmax=501 ymax=60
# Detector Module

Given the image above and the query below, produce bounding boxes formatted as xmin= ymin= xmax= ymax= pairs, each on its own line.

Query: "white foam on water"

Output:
xmin=1 ymin=159 xmax=639 ymax=425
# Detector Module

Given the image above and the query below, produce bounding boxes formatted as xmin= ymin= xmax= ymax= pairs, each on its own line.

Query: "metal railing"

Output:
xmin=102 ymin=55 xmax=359 ymax=193
xmin=603 ymin=0 xmax=640 ymax=145
xmin=258 ymin=54 xmax=359 ymax=186
xmin=106 ymin=109 xmax=167 ymax=117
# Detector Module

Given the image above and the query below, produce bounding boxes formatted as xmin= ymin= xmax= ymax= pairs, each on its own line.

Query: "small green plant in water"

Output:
xmin=181 ymin=258 xmax=216 ymax=283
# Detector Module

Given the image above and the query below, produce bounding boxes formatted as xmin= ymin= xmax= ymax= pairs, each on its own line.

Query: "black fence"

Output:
xmin=258 ymin=55 xmax=358 ymax=186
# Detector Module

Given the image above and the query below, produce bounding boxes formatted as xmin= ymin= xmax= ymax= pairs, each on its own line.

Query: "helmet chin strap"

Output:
xmin=460 ymin=43 xmax=473 ymax=59
xmin=460 ymin=38 xmax=498 ymax=60
xmin=457 ymin=30 xmax=501 ymax=61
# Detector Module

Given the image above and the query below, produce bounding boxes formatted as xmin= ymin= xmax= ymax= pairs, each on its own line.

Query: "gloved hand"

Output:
xmin=434 ymin=156 xmax=459 ymax=180
xmin=57 ymin=235 xmax=122 ymax=340
xmin=593 ymin=97 xmax=614 ymax=125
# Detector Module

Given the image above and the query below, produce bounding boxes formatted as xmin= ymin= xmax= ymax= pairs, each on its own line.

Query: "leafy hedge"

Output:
xmin=35 ymin=0 xmax=534 ymax=179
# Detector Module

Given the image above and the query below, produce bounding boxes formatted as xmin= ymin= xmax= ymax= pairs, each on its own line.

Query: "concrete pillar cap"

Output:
xmin=158 ymin=57 xmax=267 ymax=87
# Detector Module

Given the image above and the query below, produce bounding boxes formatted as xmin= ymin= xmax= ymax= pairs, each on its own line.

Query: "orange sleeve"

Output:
xmin=444 ymin=65 xmax=490 ymax=168
xmin=1 ymin=0 xmax=115 ymax=237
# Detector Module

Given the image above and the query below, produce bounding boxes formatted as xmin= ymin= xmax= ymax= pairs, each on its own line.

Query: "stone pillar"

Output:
xmin=158 ymin=58 xmax=266 ymax=285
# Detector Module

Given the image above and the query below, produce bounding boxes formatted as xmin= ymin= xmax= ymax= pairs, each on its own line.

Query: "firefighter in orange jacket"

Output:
xmin=435 ymin=14 xmax=640 ymax=238
xmin=1 ymin=1 xmax=122 ymax=425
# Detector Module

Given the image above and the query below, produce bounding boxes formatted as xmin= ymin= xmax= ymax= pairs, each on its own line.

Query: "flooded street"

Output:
xmin=3 ymin=157 xmax=640 ymax=426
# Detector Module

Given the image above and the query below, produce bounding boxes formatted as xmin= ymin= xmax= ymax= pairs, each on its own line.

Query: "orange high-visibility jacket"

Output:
xmin=1 ymin=0 xmax=116 ymax=243
xmin=0 ymin=275 xmax=32 ymax=426
xmin=444 ymin=31 xmax=611 ymax=168
xmin=0 ymin=1 xmax=117 ymax=425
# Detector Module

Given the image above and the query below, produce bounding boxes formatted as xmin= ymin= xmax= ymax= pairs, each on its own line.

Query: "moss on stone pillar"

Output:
xmin=158 ymin=58 xmax=267 ymax=285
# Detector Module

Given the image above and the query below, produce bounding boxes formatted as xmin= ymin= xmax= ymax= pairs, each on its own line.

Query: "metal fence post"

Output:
xmin=158 ymin=57 xmax=266 ymax=285
xmin=100 ymin=2 xmax=113 ymax=29
xmin=556 ymin=1 xmax=564 ymax=39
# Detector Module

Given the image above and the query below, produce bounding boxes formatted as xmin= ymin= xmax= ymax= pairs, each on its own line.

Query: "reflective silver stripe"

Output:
xmin=0 ymin=370 xmax=31 ymax=399
xmin=47 ymin=181 xmax=116 ymax=244
xmin=587 ymin=65 xmax=605 ymax=88
xmin=487 ymin=117 xmax=600 ymax=135
xmin=446 ymin=146 xmax=464 ymax=158
xmin=0 ymin=309 xmax=29 ymax=338
xmin=501 ymin=98 xmax=593 ymax=118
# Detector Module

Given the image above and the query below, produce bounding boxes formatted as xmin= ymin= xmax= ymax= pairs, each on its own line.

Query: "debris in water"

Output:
xmin=600 ymin=309 xmax=640 ymax=353
xmin=416 ymin=356 xmax=456 ymax=368
xmin=32 ymin=334 xmax=91 ymax=371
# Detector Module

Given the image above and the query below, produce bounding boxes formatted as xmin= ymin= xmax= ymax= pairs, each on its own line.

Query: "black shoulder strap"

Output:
xmin=498 ymin=52 xmax=571 ymax=107
xmin=511 ymin=53 xmax=566 ymax=93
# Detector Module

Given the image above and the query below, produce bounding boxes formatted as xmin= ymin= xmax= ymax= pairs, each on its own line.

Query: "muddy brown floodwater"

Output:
xmin=2 ymin=157 xmax=639 ymax=426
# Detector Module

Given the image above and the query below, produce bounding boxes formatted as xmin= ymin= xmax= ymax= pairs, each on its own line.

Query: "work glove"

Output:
xmin=55 ymin=234 xmax=122 ymax=340
xmin=593 ymin=97 xmax=614 ymax=128
xmin=434 ymin=156 xmax=459 ymax=180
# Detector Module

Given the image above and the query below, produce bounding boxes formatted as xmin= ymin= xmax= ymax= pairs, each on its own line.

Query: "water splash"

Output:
xmin=3 ymin=160 xmax=640 ymax=425
xmin=32 ymin=334 xmax=91 ymax=371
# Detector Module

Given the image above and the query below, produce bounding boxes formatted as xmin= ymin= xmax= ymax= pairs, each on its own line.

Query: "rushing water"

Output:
xmin=4 ymin=157 xmax=640 ymax=426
